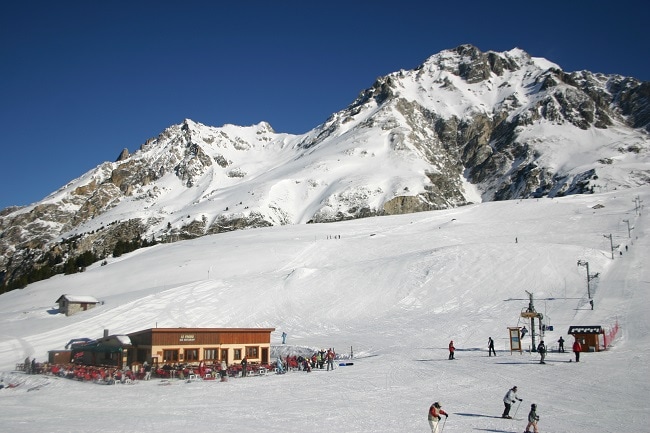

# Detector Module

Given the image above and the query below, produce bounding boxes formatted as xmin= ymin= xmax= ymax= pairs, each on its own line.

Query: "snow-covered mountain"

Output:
xmin=1 ymin=44 xmax=649 ymax=289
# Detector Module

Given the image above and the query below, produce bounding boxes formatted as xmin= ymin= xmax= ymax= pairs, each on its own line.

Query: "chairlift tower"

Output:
xmin=577 ymin=260 xmax=598 ymax=299
xmin=521 ymin=290 xmax=543 ymax=352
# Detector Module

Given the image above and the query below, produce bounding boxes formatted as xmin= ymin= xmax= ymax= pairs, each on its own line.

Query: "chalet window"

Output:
xmin=163 ymin=349 xmax=179 ymax=362
xmin=233 ymin=348 xmax=242 ymax=360
xmin=185 ymin=349 xmax=199 ymax=362
xmin=246 ymin=346 xmax=259 ymax=358
xmin=204 ymin=348 xmax=218 ymax=361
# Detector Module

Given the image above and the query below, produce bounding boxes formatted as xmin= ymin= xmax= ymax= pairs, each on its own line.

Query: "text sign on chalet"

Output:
xmin=568 ymin=326 xmax=603 ymax=334
xmin=179 ymin=334 xmax=195 ymax=342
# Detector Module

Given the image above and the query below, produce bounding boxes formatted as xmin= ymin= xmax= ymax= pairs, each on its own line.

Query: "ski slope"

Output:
xmin=1 ymin=186 xmax=649 ymax=433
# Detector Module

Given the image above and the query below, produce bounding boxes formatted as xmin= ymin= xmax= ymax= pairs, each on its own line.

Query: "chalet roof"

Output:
xmin=568 ymin=325 xmax=604 ymax=334
xmin=70 ymin=335 xmax=132 ymax=353
xmin=128 ymin=327 xmax=276 ymax=335
xmin=56 ymin=294 xmax=99 ymax=304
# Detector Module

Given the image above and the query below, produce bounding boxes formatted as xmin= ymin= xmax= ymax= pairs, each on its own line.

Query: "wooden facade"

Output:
xmin=568 ymin=325 xmax=604 ymax=352
xmin=127 ymin=327 xmax=275 ymax=367
xmin=48 ymin=349 xmax=72 ymax=365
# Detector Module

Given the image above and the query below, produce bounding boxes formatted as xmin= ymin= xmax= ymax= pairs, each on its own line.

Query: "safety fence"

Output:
xmin=603 ymin=319 xmax=619 ymax=349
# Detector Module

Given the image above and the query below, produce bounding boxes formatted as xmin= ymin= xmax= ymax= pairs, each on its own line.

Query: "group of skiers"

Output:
xmin=536 ymin=337 xmax=582 ymax=364
xmin=484 ymin=332 xmax=582 ymax=364
xmin=428 ymin=386 xmax=541 ymax=433
xmin=429 ymin=334 xmax=585 ymax=432
xmin=277 ymin=348 xmax=337 ymax=372
xmin=23 ymin=357 xmax=37 ymax=374
xmin=501 ymin=386 xmax=541 ymax=433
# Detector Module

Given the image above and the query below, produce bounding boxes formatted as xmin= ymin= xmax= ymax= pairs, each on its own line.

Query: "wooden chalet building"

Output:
xmin=126 ymin=327 xmax=275 ymax=367
xmin=568 ymin=325 xmax=605 ymax=352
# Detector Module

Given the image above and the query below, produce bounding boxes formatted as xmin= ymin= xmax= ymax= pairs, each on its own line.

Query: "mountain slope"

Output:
xmin=0 ymin=186 xmax=648 ymax=433
xmin=1 ymin=45 xmax=649 ymax=289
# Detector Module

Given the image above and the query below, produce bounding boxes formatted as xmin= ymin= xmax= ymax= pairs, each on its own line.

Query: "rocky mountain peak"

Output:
xmin=116 ymin=148 xmax=130 ymax=161
xmin=1 ymin=45 xmax=648 ymax=292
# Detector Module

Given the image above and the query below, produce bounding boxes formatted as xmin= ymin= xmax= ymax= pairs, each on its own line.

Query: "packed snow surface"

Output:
xmin=1 ymin=186 xmax=649 ymax=433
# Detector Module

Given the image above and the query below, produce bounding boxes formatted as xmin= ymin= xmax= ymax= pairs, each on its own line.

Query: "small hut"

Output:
xmin=568 ymin=325 xmax=605 ymax=352
xmin=70 ymin=334 xmax=132 ymax=368
xmin=55 ymin=295 xmax=100 ymax=316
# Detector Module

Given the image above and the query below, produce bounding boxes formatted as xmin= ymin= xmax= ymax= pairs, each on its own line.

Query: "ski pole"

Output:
xmin=513 ymin=399 xmax=522 ymax=419
xmin=439 ymin=416 xmax=447 ymax=433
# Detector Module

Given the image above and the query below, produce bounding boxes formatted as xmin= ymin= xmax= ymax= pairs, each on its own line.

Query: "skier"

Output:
xmin=448 ymin=340 xmax=455 ymax=360
xmin=427 ymin=401 xmax=448 ymax=433
xmin=488 ymin=337 xmax=496 ymax=356
xmin=326 ymin=348 xmax=335 ymax=371
xmin=143 ymin=361 xmax=152 ymax=380
xmin=281 ymin=331 xmax=287 ymax=344
xmin=220 ymin=359 xmax=228 ymax=381
xmin=573 ymin=338 xmax=582 ymax=362
xmin=502 ymin=386 xmax=523 ymax=419
xmin=537 ymin=340 xmax=547 ymax=364
xmin=524 ymin=403 xmax=540 ymax=433
xmin=318 ymin=349 xmax=326 ymax=369
xmin=276 ymin=357 xmax=284 ymax=374
xmin=557 ymin=336 xmax=565 ymax=353
xmin=241 ymin=356 xmax=248 ymax=377
xmin=520 ymin=326 xmax=528 ymax=339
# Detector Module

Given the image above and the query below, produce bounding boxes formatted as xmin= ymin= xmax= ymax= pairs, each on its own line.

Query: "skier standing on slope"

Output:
xmin=573 ymin=339 xmax=582 ymax=362
xmin=326 ymin=348 xmax=335 ymax=371
xmin=488 ymin=337 xmax=496 ymax=356
xmin=502 ymin=386 xmax=523 ymax=418
xmin=427 ymin=401 xmax=448 ymax=433
xmin=537 ymin=340 xmax=547 ymax=364
xmin=448 ymin=340 xmax=455 ymax=359
xmin=524 ymin=403 xmax=540 ymax=433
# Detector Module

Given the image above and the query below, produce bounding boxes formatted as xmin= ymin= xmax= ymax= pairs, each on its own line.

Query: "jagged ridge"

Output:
xmin=1 ymin=44 xmax=649 ymax=289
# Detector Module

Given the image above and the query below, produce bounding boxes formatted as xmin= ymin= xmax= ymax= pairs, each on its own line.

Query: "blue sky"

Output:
xmin=1 ymin=0 xmax=648 ymax=210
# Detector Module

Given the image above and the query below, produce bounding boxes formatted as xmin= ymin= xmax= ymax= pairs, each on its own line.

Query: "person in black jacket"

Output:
xmin=520 ymin=326 xmax=528 ymax=339
xmin=488 ymin=337 xmax=496 ymax=356
xmin=241 ymin=356 xmax=248 ymax=377
xmin=537 ymin=341 xmax=547 ymax=364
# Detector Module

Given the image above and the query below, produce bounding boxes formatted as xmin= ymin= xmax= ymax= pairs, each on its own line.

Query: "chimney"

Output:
xmin=103 ymin=329 xmax=109 ymax=338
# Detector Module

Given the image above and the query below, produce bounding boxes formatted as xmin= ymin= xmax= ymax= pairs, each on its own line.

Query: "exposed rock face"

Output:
xmin=116 ymin=148 xmax=130 ymax=161
xmin=613 ymin=80 xmax=650 ymax=131
xmin=1 ymin=45 xmax=648 ymax=290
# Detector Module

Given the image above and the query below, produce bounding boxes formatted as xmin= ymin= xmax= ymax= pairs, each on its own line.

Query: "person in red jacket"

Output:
xmin=573 ymin=339 xmax=582 ymax=362
xmin=428 ymin=401 xmax=449 ymax=433
xmin=448 ymin=340 xmax=455 ymax=360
